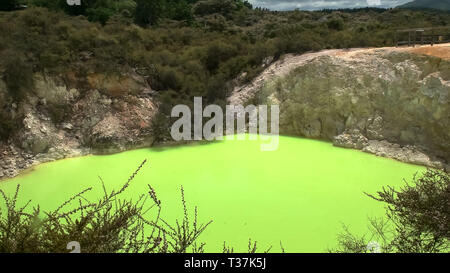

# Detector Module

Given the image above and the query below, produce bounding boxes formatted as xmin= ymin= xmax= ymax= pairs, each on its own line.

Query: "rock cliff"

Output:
xmin=0 ymin=70 xmax=157 ymax=179
xmin=231 ymin=44 xmax=450 ymax=168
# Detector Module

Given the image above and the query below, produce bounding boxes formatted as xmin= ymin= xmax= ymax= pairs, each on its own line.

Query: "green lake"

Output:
xmin=0 ymin=135 xmax=425 ymax=252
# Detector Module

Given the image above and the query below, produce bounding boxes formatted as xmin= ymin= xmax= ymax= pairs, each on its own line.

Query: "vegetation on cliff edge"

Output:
xmin=0 ymin=2 xmax=449 ymax=142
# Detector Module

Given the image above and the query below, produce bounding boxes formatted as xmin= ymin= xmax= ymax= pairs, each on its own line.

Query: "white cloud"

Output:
xmin=248 ymin=0 xmax=413 ymax=10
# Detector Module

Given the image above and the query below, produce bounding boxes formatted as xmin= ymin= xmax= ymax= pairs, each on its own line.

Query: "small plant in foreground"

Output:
xmin=0 ymin=159 xmax=212 ymax=253
xmin=332 ymin=169 xmax=450 ymax=253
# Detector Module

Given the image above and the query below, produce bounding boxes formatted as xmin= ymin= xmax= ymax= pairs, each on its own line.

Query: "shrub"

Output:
xmin=86 ymin=7 xmax=115 ymax=25
xmin=47 ymin=104 xmax=71 ymax=124
xmin=135 ymin=0 xmax=163 ymax=26
xmin=333 ymin=169 xmax=450 ymax=253
xmin=0 ymin=112 xmax=15 ymax=140
xmin=164 ymin=0 xmax=193 ymax=22
xmin=203 ymin=41 xmax=237 ymax=72
xmin=193 ymin=0 xmax=237 ymax=17
xmin=158 ymin=66 xmax=183 ymax=91
xmin=206 ymin=73 xmax=228 ymax=102
xmin=0 ymin=160 xmax=212 ymax=253
xmin=2 ymin=52 xmax=34 ymax=101
xmin=327 ymin=18 xmax=345 ymax=31
xmin=150 ymin=109 xmax=172 ymax=144
xmin=0 ymin=0 xmax=17 ymax=11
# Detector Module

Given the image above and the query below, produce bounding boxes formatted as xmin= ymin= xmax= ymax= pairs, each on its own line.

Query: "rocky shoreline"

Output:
xmin=333 ymin=129 xmax=448 ymax=170
xmin=1 ymin=130 xmax=448 ymax=182
xmin=0 ymin=141 xmax=142 ymax=181
xmin=0 ymin=143 xmax=34 ymax=180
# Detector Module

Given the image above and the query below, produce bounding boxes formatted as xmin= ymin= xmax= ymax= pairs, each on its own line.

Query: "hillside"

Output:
xmin=1 ymin=5 xmax=450 ymax=179
xmin=399 ymin=0 xmax=450 ymax=11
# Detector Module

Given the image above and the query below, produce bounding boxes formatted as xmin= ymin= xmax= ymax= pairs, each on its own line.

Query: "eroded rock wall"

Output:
xmin=233 ymin=46 xmax=450 ymax=168
xmin=0 ymin=71 xmax=157 ymax=179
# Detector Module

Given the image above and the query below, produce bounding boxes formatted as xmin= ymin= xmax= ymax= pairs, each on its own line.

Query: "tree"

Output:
xmin=0 ymin=0 xmax=17 ymax=11
xmin=150 ymin=97 xmax=174 ymax=144
xmin=0 ymin=112 xmax=15 ymax=141
xmin=3 ymin=52 xmax=34 ymax=101
xmin=164 ymin=0 xmax=193 ymax=21
xmin=243 ymin=0 xmax=252 ymax=9
xmin=327 ymin=18 xmax=345 ymax=31
xmin=193 ymin=0 xmax=237 ymax=16
xmin=86 ymin=6 xmax=115 ymax=25
xmin=135 ymin=0 xmax=163 ymax=26
xmin=333 ymin=169 xmax=450 ymax=253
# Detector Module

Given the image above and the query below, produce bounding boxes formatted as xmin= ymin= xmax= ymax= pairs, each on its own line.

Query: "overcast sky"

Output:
xmin=247 ymin=0 xmax=413 ymax=10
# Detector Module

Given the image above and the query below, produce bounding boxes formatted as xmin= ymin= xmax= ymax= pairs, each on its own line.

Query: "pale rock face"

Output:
xmin=91 ymin=114 xmax=127 ymax=153
xmin=21 ymin=112 xmax=51 ymax=155
xmin=419 ymin=73 xmax=449 ymax=104
xmin=1 ymin=70 xmax=157 ymax=179
xmin=232 ymin=46 xmax=450 ymax=167
xmin=86 ymin=72 xmax=147 ymax=97
xmin=362 ymin=140 xmax=444 ymax=169
xmin=34 ymin=73 xmax=78 ymax=106
xmin=366 ymin=116 xmax=384 ymax=140
xmin=334 ymin=129 xmax=368 ymax=150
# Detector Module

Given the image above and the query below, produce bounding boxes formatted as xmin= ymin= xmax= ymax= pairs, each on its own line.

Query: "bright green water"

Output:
xmin=0 ymin=135 xmax=425 ymax=252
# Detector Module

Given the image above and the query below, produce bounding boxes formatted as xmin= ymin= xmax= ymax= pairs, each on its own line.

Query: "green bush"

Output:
xmin=193 ymin=0 xmax=237 ymax=16
xmin=86 ymin=7 xmax=115 ymax=25
xmin=333 ymin=169 xmax=450 ymax=253
xmin=0 ymin=160 xmax=213 ymax=253
xmin=203 ymin=41 xmax=237 ymax=72
xmin=47 ymin=104 xmax=71 ymax=124
xmin=0 ymin=112 xmax=15 ymax=140
xmin=164 ymin=0 xmax=193 ymax=21
xmin=327 ymin=18 xmax=345 ymax=31
xmin=158 ymin=66 xmax=183 ymax=91
xmin=2 ymin=52 xmax=34 ymax=101
xmin=135 ymin=0 xmax=163 ymax=26
xmin=0 ymin=0 xmax=18 ymax=11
